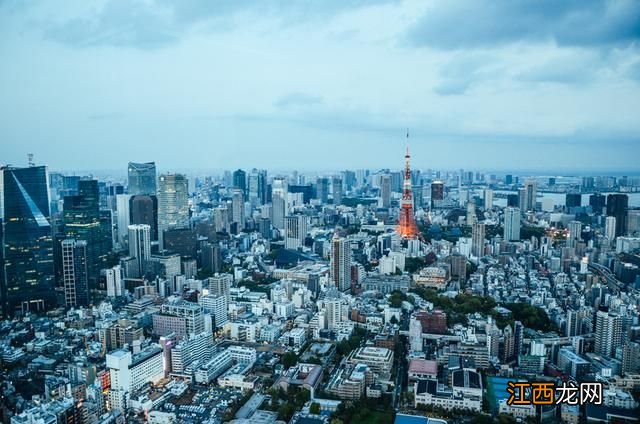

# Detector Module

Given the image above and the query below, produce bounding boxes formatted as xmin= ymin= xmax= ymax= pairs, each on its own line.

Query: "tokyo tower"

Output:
xmin=397 ymin=136 xmax=420 ymax=239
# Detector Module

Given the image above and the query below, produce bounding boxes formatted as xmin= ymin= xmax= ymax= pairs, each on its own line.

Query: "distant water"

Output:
xmin=493 ymin=191 xmax=640 ymax=208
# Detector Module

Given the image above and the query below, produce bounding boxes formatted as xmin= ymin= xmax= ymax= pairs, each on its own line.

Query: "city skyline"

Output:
xmin=2 ymin=0 xmax=640 ymax=171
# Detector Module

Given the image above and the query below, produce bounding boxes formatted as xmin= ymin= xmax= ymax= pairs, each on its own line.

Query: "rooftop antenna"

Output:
xmin=28 ymin=153 xmax=34 ymax=167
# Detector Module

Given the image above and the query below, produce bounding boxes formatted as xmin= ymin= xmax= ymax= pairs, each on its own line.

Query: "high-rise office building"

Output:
xmin=332 ymin=177 xmax=343 ymax=205
xmin=62 ymin=179 xmax=111 ymax=289
xmin=331 ymin=235 xmax=351 ymax=291
xmin=605 ymin=216 xmax=617 ymax=244
xmin=248 ymin=169 xmax=267 ymax=207
xmin=506 ymin=194 xmax=519 ymax=207
xmin=127 ymin=162 xmax=157 ymax=196
xmin=430 ymin=181 xmax=444 ymax=209
xmin=504 ymin=207 xmax=521 ymax=241
xmin=105 ymin=265 xmax=124 ymax=298
xmin=567 ymin=220 xmax=582 ymax=248
xmin=129 ymin=195 xmax=158 ymax=241
xmin=594 ymin=309 xmax=623 ymax=357
xmin=607 ymin=194 xmax=628 ymax=237
xmin=471 ymin=222 xmax=485 ymax=258
xmin=201 ymin=243 xmax=222 ymax=274
xmin=566 ymin=193 xmax=582 ymax=209
xmin=589 ymin=193 xmax=606 ymax=215
xmin=380 ymin=174 xmax=391 ymax=208
xmin=622 ymin=341 xmax=640 ymax=375
xmin=231 ymin=189 xmax=244 ymax=230
xmin=315 ymin=177 xmax=329 ymax=203
xmin=115 ymin=194 xmax=131 ymax=246
xmin=483 ymin=188 xmax=493 ymax=210
xmin=271 ymin=178 xmax=288 ymax=231
xmin=0 ymin=165 xmax=56 ymax=317
xmin=62 ymin=239 xmax=89 ymax=308
xmin=128 ymin=224 xmax=151 ymax=278
xmin=466 ymin=202 xmax=476 ymax=226
xmin=232 ymin=169 xmax=247 ymax=196
xmin=520 ymin=179 xmax=537 ymax=212
xmin=285 ymin=215 xmax=308 ymax=250
xmin=157 ymin=174 xmax=189 ymax=250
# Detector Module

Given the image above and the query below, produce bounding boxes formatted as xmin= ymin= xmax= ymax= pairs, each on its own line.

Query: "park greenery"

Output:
xmin=336 ymin=326 xmax=367 ymax=357
xmin=266 ymin=386 xmax=310 ymax=421
xmin=410 ymin=286 xmax=557 ymax=332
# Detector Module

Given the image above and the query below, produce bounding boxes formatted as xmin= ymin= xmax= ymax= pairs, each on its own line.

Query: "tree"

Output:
xmin=390 ymin=315 xmax=399 ymax=325
xmin=281 ymin=351 xmax=298 ymax=369
xmin=277 ymin=403 xmax=295 ymax=421
xmin=310 ymin=402 xmax=321 ymax=415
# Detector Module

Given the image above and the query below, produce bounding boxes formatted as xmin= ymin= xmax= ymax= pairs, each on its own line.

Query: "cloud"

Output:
xmin=42 ymin=0 xmax=397 ymax=49
xmin=516 ymin=52 xmax=602 ymax=84
xmin=433 ymin=53 xmax=500 ymax=95
xmin=628 ymin=60 xmax=640 ymax=81
xmin=274 ymin=93 xmax=324 ymax=109
xmin=406 ymin=0 xmax=640 ymax=50
xmin=45 ymin=0 xmax=178 ymax=49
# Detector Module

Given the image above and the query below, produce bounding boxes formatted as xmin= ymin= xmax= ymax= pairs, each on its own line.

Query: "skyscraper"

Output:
xmin=271 ymin=177 xmax=288 ymax=231
xmin=605 ymin=216 xmax=617 ymax=244
xmin=127 ymin=162 xmax=157 ymax=196
xmin=521 ymin=179 xmax=537 ymax=212
xmin=607 ymin=194 xmax=629 ymax=237
xmin=483 ymin=188 xmax=493 ymax=210
xmin=0 ymin=165 xmax=55 ymax=317
xmin=471 ymin=222 xmax=485 ymax=258
xmin=315 ymin=177 xmax=329 ymax=203
xmin=129 ymin=195 xmax=158 ymax=241
xmin=565 ymin=193 xmax=582 ymax=209
xmin=248 ymin=169 xmax=267 ymax=207
xmin=232 ymin=169 xmax=247 ymax=196
xmin=106 ymin=265 xmax=124 ymax=298
xmin=231 ymin=189 xmax=244 ymax=230
xmin=504 ymin=207 xmax=521 ymax=241
xmin=567 ymin=220 xmax=582 ymax=248
xmin=589 ymin=193 xmax=606 ymax=215
xmin=430 ymin=181 xmax=444 ymax=209
xmin=380 ymin=174 xmax=391 ymax=208
xmin=62 ymin=239 xmax=89 ymax=308
xmin=62 ymin=180 xmax=111 ymax=289
xmin=332 ymin=177 xmax=343 ymax=205
xmin=466 ymin=202 xmax=476 ymax=226
xmin=285 ymin=215 xmax=308 ymax=250
xmin=115 ymin=194 xmax=131 ymax=246
xmin=157 ymin=174 xmax=189 ymax=250
xmin=595 ymin=309 xmax=623 ymax=357
xmin=331 ymin=234 xmax=351 ymax=291
xmin=128 ymin=224 xmax=151 ymax=278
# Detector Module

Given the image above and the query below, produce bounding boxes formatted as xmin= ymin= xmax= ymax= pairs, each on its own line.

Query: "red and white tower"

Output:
xmin=397 ymin=139 xmax=420 ymax=239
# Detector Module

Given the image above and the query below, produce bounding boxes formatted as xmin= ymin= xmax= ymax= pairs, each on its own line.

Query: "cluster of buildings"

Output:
xmin=1 ymin=154 xmax=639 ymax=423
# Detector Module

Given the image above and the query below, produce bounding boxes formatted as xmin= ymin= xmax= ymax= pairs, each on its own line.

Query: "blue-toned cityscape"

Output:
xmin=2 ymin=1 xmax=640 ymax=424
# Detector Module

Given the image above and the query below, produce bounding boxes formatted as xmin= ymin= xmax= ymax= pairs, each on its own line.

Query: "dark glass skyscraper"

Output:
xmin=130 ymin=195 xmax=158 ymax=241
xmin=127 ymin=162 xmax=157 ymax=195
xmin=232 ymin=169 xmax=247 ymax=196
xmin=62 ymin=239 xmax=89 ymax=308
xmin=0 ymin=165 xmax=55 ymax=317
xmin=62 ymin=180 xmax=112 ymax=294
xmin=607 ymin=194 xmax=629 ymax=237
xmin=589 ymin=193 xmax=606 ymax=214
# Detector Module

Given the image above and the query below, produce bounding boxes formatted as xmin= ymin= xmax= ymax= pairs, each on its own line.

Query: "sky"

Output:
xmin=1 ymin=0 xmax=640 ymax=173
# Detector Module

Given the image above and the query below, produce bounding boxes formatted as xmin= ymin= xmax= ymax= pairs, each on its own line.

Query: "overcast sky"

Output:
xmin=1 ymin=0 xmax=639 ymax=173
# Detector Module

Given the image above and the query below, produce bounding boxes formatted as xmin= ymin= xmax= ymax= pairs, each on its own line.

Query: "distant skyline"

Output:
xmin=2 ymin=0 xmax=640 ymax=171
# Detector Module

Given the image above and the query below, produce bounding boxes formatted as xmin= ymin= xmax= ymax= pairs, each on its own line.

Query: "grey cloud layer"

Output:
xmin=407 ymin=0 xmax=640 ymax=49
xmin=1 ymin=0 xmax=640 ymax=171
